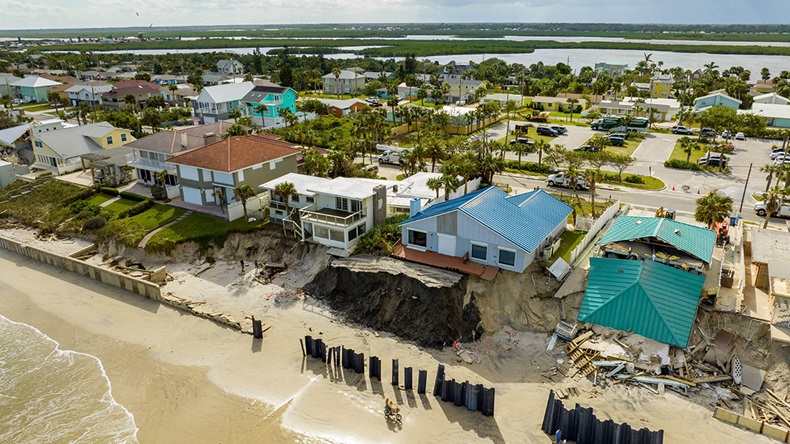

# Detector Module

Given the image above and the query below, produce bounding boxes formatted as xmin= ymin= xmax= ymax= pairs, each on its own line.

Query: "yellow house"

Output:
xmin=650 ymin=74 xmax=674 ymax=99
xmin=531 ymin=96 xmax=587 ymax=113
xmin=31 ymin=122 xmax=135 ymax=175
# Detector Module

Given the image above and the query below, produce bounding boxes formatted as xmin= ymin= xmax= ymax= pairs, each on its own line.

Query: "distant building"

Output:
xmin=216 ymin=59 xmax=244 ymax=76
xmin=322 ymin=70 xmax=366 ymax=95
xmin=30 ymin=122 xmax=135 ymax=175
xmin=741 ymin=103 xmax=790 ymax=128
xmin=10 ymin=76 xmax=61 ymax=103
xmin=65 ymin=82 xmax=113 ymax=106
xmin=239 ymin=85 xmax=298 ymax=126
xmin=594 ymin=62 xmax=629 ymax=77
xmin=192 ymin=82 xmax=255 ymax=123
xmin=650 ymin=74 xmax=674 ymax=99
xmin=693 ymin=90 xmax=742 ymax=113
xmin=314 ymin=98 xmax=367 ymax=118
xmin=752 ymin=92 xmax=790 ymax=105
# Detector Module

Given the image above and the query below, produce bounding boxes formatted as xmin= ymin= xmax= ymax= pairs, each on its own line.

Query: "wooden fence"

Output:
xmin=568 ymin=200 xmax=621 ymax=265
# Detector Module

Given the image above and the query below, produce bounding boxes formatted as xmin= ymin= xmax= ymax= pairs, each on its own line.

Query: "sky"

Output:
xmin=0 ymin=0 xmax=788 ymax=30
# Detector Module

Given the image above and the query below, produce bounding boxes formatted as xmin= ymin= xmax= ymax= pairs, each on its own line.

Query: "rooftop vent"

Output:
xmin=635 ymin=220 xmax=642 ymax=225
xmin=674 ymin=229 xmax=681 ymax=235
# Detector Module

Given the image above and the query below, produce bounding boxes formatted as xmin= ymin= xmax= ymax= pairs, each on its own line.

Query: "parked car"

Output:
xmin=721 ymin=130 xmax=732 ymax=139
xmin=378 ymin=149 xmax=403 ymax=165
xmin=606 ymin=136 xmax=625 ymax=146
xmin=546 ymin=171 xmax=589 ymax=190
xmin=362 ymin=164 xmax=379 ymax=174
xmin=775 ymin=156 xmax=790 ymax=165
xmin=699 ymin=153 xmax=727 ymax=167
xmin=509 ymin=137 xmax=535 ymax=146
xmin=755 ymin=201 xmax=790 ymax=218
xmin=770 ymin=148 xmax=786 ymax=159
xmin=671 ymin=125 xmax=694 ymax=135
xmin=536 ymin=126 xmax=559 ymax=136
xmin=574 ymin=145 xmax=601 ymax=152
xmin=735 ymin=132 xmax=746 ymax=140
xmin=700 ymin=128 xmax=717 ymax=138
xmin=607 ymin=132 xmax=629 ymax=140
xmin=549 ymin=125 xmax=567 ymax=134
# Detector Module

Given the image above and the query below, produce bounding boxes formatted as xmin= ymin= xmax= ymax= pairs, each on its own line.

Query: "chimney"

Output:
xmin=180 ymin=132 xmax=188 ymax=148
xmin=372 ymin=185 xmax=387 ymax=226
xmin=203 ymin=132 xmax=220 ymax=145
xmin=409 ymin=197 xmax=421 ymax=217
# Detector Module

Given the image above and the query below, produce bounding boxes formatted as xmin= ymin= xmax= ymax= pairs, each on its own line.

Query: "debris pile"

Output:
xmin=551 ymin=324 xmax=787 ymax=436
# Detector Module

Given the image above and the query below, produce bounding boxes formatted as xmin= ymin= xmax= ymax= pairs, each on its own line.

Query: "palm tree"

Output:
xmin=228 ymin=109 xmax=242 ymax=123
xmin=255 ymin=104 xmax=268 ymax=126
xmin=212 ymin=188 xmax=227 ymax=215
xmin=232 ymin=184 xmax=257 ymax=223
xmin=704 ymin=61 xmax=719 ymax=76
xmin=223 ymin=124 xmax=249 ymax=138
xmin=511 ymin=140 xmax=534 ymax=169
xmin=694 ymin=191 xmax=733 ymax=229
xmin=273 ymin=181 xmax=298 ymax=231
xmin=124 ymin=94 xmax=138 ymax=112
xmin=47 ymin=91 xmax=61 ymax=116
xmin=566 ymin=98 xmax=579 ymax=121
xmin=331 ymin=67 xmax=342 ymax=98
xmin=534 ymin=139 xmax=550 ymax=168
xmin=439 ymin=172 xmax=461 ymax=200
xmin=426 ymin=177 xmax=442 ymax=198
xmin=678 ymin=137 xmax=701 ymax=163
xmin=756 ymin=186 xmax=784 ymax=228
xmin=761 ymin=164 xmax=779 ymax=192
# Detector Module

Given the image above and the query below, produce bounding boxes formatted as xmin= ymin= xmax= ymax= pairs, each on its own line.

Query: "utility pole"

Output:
xmin=739 ymin=163 xmax=753 ymax=214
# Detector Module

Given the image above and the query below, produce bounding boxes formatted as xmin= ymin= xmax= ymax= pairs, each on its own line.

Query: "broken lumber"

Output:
xmin=693 ymin=375 xmax=732 ymax=384
xmin=615 ymin=375 xmax=691 ymax=388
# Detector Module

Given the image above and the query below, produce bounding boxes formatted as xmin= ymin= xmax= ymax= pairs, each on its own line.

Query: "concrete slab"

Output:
xmin=741 ymin=363 xmax=766 ymax=392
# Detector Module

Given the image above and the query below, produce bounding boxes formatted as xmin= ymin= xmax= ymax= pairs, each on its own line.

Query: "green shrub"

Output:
xmin=119 ymin=191 xmax=147 ymax=202
xmin=205 ymin=256 xmax=216 ymax=265
xmin=118 ymin=199 xmax=153 ymax=218
xmin=69 ymin=200 xmax=101 ymax=215
xmin=150 ymin=184 xmax=168 ymax=201
xmin=664 ymin=159 xmax=702 ymax=171
xmin=82 ymin=216 xmax=107 ymax=230
xmin=62 ymin=188 xmax=95 ymax=206
xmin=505 ymin=160 xmax=554 ymax=175
xmin=99 ymin=187 xmax=119 ymax=196
xmin=355 ymin=214 xmax=409 ymax=255
xmin=624 ymin=174 xmax=645 ymax=184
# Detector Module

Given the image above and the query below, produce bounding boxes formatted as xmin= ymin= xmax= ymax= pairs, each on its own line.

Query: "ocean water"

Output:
xmin=0 ymin=314 xmax=138 ymax=443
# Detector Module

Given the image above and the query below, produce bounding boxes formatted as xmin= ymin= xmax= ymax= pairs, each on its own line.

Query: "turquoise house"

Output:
xmin=240 ymin=85 xmax=297 ymax=126
xmin=11 ymin=76 xmax=61 ymax=103
xmin=693 ymin=90 xmax=742 ymax=113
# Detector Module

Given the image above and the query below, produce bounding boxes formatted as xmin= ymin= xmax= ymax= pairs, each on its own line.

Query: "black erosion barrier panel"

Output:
xmin=433 ymin=364 xmax=495 ymax=416
xmin=541 ymin=390 xmax=664 ymax=444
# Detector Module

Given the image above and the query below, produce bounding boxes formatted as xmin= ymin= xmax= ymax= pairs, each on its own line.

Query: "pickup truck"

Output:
xmin=546 ymin=171 xmax=590 ymax=190
xmin=377 ymin=149 xmax=404 ymax=165
xmin=755 ymin=201 xmax=790 ymax=218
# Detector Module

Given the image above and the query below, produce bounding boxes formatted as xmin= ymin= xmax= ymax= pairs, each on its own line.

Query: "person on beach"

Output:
xmin=555 ymin=429 xmax=562 ymax=444
xmin=240 ymin=260 xmax=245 ymax=273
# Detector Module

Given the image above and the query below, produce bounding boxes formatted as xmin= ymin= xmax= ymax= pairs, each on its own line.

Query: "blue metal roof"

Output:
xmin=579 ymin=257 xmax=705 ymax=347
xmin=401 ymin=187 xmax=572 ymax=253
xmin=598 ymin=216 xmax=716 ymax=264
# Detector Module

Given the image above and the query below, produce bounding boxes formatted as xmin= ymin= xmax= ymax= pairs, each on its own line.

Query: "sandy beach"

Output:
xmin=0 ymin=244 xmax=775 ymax=443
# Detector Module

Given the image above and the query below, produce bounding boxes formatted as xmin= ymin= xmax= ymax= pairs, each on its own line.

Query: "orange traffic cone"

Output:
xmin=672 ymin=185 xmax=675 ymax=191
xmin=697 ymin=188 xmax=701 ymax=194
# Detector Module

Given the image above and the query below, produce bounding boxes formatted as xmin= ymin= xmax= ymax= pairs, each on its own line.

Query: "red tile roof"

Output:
xmin=168 ymin=134 xmax=299 ymax=172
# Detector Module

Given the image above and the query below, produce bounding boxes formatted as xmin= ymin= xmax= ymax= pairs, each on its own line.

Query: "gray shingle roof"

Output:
xmin=35 ymin=122 xmax=119 ymax=158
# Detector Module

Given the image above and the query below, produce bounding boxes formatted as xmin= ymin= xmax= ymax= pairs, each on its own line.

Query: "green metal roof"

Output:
xmin=598 ymin=216 xmax=716 ymax=264
xmin=578 ymin=257 xmax=705 ymax=347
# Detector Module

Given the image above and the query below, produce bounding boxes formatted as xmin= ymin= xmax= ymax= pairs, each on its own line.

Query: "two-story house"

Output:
xmin=217 ymin=59 xmax=244 ymax=76
xmin=168 ymin=134 xmax=300 ymax=221
xmin=650 ymin=74 xmax=674 ymax=99
xmin=65 ymin=82 xmax=113 ymax=106
xmin=102 ymin=80 xmax=165 ymax=111
xmin=239 ymin=85 xmax=297 ymax=127
xmin=322 ymin=70 xmax=366 ymax=95
xmin=595 ymin=62 xmax=629 ymax=77
xmin=193 ymin=82 xmax=254 ymax=123
xmin=30 ymin=122 xmax=135 ymax=175
xmin=399 ymin=187 xmax=572 ymax=273
xmin=124 ymin=122 xmax=239 ymax=196
xmin=10 ymin=76 xmax=61 ymax=103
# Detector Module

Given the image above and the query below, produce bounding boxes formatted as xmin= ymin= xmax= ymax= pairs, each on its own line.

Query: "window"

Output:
xmin=315 ymin=227 xmax=329 ymax=239
xmin=408 ymin=229 xmax=427 ymax=247
xmin=291 ymin=194 xmax=300 ymax=203
xmin=336 ymin=197 xmax=348 ymax=211
xmin=329 ymin=229 xmax=344 ymax=242
xmin=498 ymin=248 xmax=516 ymax=267
xmin=34 ymin=140 xmax=42 ymax=148
xmin=121 ymin=133 xmax=127 ymax=142
xmin=306 ymin=196 xmax=314 ymax=203
xmin=471 ymin=243 xmax=487 ymax=261
xmin=106 ymin=136 xmax=113 ymax=145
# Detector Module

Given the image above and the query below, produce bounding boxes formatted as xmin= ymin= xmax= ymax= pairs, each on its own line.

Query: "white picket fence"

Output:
xmin=568 ymin=199 xmax=621 ymax=265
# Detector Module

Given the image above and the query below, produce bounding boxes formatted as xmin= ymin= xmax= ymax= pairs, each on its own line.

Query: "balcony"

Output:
xmin=300 ymin=206 xmax=365 ymax=227
xmin=126 ymin=157 xmax=174 ymax=173
xmin=269 ymin=200 xmax=288 ymax=211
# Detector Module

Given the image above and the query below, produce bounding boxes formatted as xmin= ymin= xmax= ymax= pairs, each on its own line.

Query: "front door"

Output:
xmin=437 ymin=234 xmax=456 ymax=256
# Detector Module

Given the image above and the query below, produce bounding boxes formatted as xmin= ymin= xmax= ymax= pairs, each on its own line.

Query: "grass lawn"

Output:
xmin=103 ymin=198 xmax=140 ymax=214
xmin=86 ymin=193 xmax=113 ymax=206
xmin=601 ymin=175 xmax=665 ymax=191
xmin=131 ymin=204 xmax=186 ymax=230
xmin=668 ymin=140 xmax=707 ymax=163
xmin=302 ymin=92 xmax=360 ymax=100
xmin=17 ymin=103 xmax=53 ymax=112
xmin=548 ymin=230 xmax=587 ymax=263
xmin=0 ymin=178 xmax=85 ymax=231
xmin=145 ymin=212 xmax=272 ymax=253
xmin=582 ymin=136 xmax=641 ymax=157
